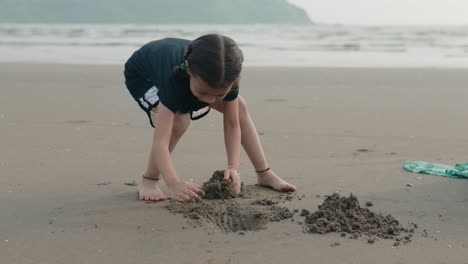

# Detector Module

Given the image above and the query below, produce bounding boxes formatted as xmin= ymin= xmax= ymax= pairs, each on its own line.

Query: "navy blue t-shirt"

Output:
xmin=124 ymin=38 xmax=238 ymax=114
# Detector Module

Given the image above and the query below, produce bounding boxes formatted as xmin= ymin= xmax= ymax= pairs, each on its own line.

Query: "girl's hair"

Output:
xmin=175 ymin=34 xmax=244 ymax=89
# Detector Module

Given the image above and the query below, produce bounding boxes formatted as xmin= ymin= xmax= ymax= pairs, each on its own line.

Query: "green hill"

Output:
xmin=0 ymin=0 xmax=312 ymax=24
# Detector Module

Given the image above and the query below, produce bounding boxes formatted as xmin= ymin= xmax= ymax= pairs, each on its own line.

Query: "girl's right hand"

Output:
xmin=168 ymin=180 xmax=205 ymax=203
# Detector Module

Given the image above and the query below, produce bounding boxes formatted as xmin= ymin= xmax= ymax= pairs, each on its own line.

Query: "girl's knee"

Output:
xmin=172 ymin=114 xmax=190 ymax=137
xmin=238 ymin=95 xmax=248 ymax=116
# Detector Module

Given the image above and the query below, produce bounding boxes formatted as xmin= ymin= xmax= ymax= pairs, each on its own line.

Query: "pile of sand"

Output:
xmin=167 ymin=170 xmax=294 ymax=232
xmin=302 ymin=193 xmax=417 ymax=245
xmin=201 ymin=170 xmax=242 ymax=199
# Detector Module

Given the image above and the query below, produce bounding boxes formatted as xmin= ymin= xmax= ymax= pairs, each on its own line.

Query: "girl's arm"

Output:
xmin=152 ymin=104 xmax=178 ymax=185
xmin=222 ymin=98 xmax=242 ymax=193
xmin=153 ymin=104 xmax=203 ymax=202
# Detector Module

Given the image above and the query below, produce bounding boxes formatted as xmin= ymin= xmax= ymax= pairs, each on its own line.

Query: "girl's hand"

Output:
xmin=224 ymin=168 xmax=241 ymax=195
xmin=167 ymin=180 xmax=205 ymax=203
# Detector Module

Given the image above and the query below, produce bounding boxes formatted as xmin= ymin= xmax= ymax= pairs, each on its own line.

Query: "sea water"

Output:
xmin=1 ymin=23 xmax=467 ymax=67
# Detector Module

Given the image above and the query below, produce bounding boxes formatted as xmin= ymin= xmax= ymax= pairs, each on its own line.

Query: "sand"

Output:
xmin=168 ymin=170 xmax=294 ymax=232
xmin=302 ymin=193 xmax=418 ymax=246
xmin=201 ymin=170 xmax=242 ymax=199
xmin=1 ymin=63 xmax=468 ymax=263
xmin=173 ymin=171 xmax=415 ymax=243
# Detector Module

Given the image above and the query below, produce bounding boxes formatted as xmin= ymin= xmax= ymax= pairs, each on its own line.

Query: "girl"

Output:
xmin=124 ymin=34 xmax=296 ymax=203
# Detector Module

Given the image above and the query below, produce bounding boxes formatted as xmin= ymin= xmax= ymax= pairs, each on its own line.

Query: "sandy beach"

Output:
xmin=1 ymin=63 xmax=467 ymax=263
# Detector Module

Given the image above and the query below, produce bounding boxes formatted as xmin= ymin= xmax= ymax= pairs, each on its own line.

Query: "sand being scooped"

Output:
xmin=201 ymin=170 xmax=241 ymax=199
xmin=166 ymin=170 xmax=294 ymax=232
xmin=302 ymin=193 xmax=417 ymax=245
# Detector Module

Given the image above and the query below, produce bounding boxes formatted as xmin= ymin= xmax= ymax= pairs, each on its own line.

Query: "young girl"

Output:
xmin=124 ymin=34 xmax=296 ymax=203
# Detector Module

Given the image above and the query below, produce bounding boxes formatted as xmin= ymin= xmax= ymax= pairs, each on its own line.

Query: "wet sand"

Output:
xmin=1 ymin=63 xmax=467 ymax=263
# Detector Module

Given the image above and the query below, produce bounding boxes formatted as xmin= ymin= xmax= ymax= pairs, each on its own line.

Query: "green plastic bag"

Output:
xmin=403 ymin=161 xmax=468 ymax=179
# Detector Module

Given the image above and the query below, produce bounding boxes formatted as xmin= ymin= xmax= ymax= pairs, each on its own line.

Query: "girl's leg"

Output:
xmin=211 ymin=96 xmax=296 ymax=192
xmin=139 ymin=109 xmax=191 ymax=201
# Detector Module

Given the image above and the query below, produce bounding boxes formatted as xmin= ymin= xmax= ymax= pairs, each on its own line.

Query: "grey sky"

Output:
xmin=288 ymin=0 xmax=468 ymax=25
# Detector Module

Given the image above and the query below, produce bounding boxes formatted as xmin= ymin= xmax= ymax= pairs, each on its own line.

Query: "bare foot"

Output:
xmin=138 ymin=177 xmax=168 ymax=201
xmin=257 ymin=169 xmax=296 ymax=192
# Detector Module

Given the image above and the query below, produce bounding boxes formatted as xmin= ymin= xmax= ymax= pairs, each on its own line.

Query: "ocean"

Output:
xmin=1 ymin=23 xmax=467 ymax=67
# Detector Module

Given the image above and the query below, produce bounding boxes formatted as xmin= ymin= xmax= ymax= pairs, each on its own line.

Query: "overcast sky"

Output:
xmin=288 ymin=0 xmax=468 ymax=25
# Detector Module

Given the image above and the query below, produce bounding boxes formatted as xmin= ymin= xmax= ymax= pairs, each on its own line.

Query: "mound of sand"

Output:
xmin=302 ymin=193 xmax=417 ymax=245
xmin=167 ymin=170 xmax=294 ymax=232
xmin=201 ymin=170 xmax=241 ymax=199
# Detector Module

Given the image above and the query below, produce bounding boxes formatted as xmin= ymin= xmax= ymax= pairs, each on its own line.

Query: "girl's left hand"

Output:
xmin=224 ymin=168 xmax=241 ymax=195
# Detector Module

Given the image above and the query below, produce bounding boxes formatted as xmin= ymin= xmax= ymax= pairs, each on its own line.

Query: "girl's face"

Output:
xmin=186 ymin=63 xmax=233 ymax=104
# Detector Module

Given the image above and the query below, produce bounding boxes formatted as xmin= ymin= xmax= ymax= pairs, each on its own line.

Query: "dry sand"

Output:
xmin=1 ymin=63 xmax=468 ymax=263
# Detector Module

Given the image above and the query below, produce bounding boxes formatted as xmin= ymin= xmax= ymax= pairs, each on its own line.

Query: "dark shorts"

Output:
xmin=124 ymin=71 xmax=211 ymax=127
